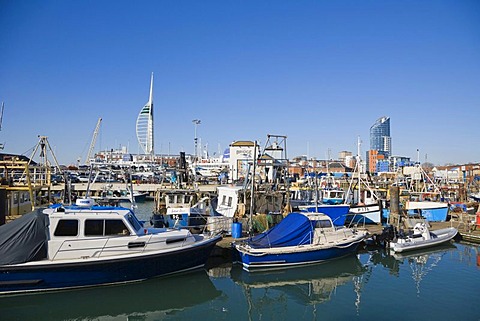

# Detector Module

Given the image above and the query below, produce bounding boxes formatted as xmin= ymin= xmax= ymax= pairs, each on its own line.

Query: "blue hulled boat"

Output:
xmin=0 ymin=199 xmax=221 ymax=295
xmin=233 ymin=212 xmax=367 ymax=271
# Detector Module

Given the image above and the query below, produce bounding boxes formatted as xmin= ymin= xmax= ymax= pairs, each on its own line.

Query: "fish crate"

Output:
xmin=207 ymin=216 xmax=233 ymax=235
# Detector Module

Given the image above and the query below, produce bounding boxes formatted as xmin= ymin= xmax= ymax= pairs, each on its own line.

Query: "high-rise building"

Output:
xmin=136 ymin=73 xmax=154 ymax=156
xmin=370 ymin=116 xmax=391 ymax=158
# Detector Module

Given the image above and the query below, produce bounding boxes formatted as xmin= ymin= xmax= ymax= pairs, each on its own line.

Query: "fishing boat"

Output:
xmin=388 ymin=222 xmax=457 ymax=253
xmin=233 ymin=212 xmax=367 ymax=271
xmin=295 ymin=168 xmax=350 ymax=226
xmin=0 ymin=198 xmax=222 ymax=295
xmin=344 ymin=138 xmax=383 ymax=225
xmin=164 ymin=196 xmax=211 ymax=231
xmin=299 ymin=203 xmax=350 ymax=226
xmin=405 ymin=200 xmax=449 ymax=222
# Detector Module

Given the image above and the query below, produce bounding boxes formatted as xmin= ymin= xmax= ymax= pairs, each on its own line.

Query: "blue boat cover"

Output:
xmin=0 ymin=209 xmax=49 ymax=265
xmin=246 ymin=212 xmax=313 ymax=248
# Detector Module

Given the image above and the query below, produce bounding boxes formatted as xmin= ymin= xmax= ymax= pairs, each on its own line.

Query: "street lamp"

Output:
xmin=192 ymin=119 xmax=201 ymax=161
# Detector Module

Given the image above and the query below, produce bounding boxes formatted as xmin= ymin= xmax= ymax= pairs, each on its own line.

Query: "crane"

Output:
xmin=85 ymin=117 xmax=102 ymax=165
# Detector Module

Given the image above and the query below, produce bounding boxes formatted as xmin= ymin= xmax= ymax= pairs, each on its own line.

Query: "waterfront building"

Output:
xmin=366 ymin=150 xmax=384 ymax=174
xmin=228 ymin=141 xmax=256 ymax=182
xmin=367 ymin=116 xmax=391 ymax=173
xmin=376 ymin=159 xmax=390 ymax=173
xmin=338 ymin=150 xmax=352 ymax=163
xmin=369 ymin=116 xmax=391 ymax=157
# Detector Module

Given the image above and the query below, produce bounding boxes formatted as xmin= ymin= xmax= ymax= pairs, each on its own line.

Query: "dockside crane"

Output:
xmin=85 ymin=117 xmax=102 ymax=165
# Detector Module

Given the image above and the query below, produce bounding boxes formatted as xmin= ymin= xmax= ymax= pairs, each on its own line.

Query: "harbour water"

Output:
xmin=1 ymin=202 xmax=479 ymax=321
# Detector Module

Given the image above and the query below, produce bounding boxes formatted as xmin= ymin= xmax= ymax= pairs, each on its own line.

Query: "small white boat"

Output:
xmin=389 ymin=222 xmax=457 ymax=253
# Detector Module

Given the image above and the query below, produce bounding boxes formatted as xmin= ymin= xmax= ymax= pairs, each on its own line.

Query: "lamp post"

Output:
xmin=192 ymin=119 xmax=201 ymax=161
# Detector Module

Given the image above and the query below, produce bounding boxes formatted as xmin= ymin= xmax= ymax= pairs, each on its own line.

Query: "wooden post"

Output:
xmin=389 ymin=185 xmax=400 ymax=230
xmin=0 ymin=188 xmax=6 ymax=225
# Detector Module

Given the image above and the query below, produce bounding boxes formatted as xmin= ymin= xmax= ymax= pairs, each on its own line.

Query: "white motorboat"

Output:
xmin=389 ymin=222 xmax=457 ymax=253
xmin=0 ymin=198 xmax=222 ymax=295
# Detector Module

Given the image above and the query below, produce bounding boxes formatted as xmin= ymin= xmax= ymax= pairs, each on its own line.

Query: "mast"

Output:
xmin=249 ymin=141 xmax=257 ymax=236
xmin=0 ymin=102 xmax=4 ymax=131
xmin=357 ymin=136 xmax=362 ymax=202
xmin=0 ymin=102 xmax=4 ymax=150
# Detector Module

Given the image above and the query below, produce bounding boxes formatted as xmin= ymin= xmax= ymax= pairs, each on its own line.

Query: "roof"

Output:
xmin=230 ymin=141 xmax=255 ymax=147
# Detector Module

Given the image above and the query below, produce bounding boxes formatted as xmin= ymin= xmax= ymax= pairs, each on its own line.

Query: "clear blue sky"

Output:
xmin=1 ymin=0 xmax=479 ymax=166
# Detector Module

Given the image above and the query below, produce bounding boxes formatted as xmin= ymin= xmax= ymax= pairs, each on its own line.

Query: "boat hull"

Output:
xmin=346 ymin=204 xmax=382 ymax=224
xmin=382 ymin=205 xmax=449 ymax=222
xmin=404 ymin=201 xmax=449 ymax=222
xmin=0 ymin=235 xmax=221 ymax=295
xmin=236 ymin=240 xmax=363 ymax=271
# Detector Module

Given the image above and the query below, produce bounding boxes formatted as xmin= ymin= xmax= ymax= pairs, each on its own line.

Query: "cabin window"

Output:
xmin=13 ymin=193 xmax=18 ymax=204
xmin=54 ymin=219 xmax=79 ymax=236
xmin=316 ymin=220 xmax=332 ymax=228
xmin=85 ymin=220 xmax=104 ymax=236
xmin=222 ymin=195 xmax=227 ymax=205
xmin=227 ymin=196 xmax=232 ymax=207
xmin=126 ymin=213 xmax=142 ymax=231
xmin=184 ymin=195 xmax=191 ymax=203
xmin=85 ymin=219 xmax=132 ymax=236
xmin=168 ymin=195 xmax=175 ymax=203
xmin=105 ymin=219 xmax=129 ymax=235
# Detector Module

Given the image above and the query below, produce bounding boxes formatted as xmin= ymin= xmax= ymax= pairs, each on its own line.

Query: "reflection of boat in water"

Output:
xmin=391 ymin=243 xmax=457 ymax=294
xmin=366 ymin=243 xmax=457 ymax=296
xmin=0 ymin=270 xmax=221 ymax=321
xmin=231 ymin=255 xmax=366 ymax=306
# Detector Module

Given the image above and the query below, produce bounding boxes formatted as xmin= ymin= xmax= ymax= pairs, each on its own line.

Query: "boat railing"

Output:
xmin=345 ymin=214 xmax=367 ymax=230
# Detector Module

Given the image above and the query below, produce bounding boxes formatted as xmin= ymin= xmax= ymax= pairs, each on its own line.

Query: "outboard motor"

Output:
xmin=373 ymin=225 xmax=396 ymax=247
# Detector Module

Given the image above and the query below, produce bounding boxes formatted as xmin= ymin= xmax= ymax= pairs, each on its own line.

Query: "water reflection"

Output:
xmin=390 ymin=243 xmax=457 ymax=295
xmin=0 ymin=270 xmax=221 ymax=321
xmin=230 ymin=255 xmax=367 ymax=314
xmin=365 ymin=243 xmax=457 ymax=295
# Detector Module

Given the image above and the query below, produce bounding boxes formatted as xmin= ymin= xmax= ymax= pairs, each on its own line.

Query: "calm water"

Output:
xmin=1 ymin=202 xmax=479 ymax=321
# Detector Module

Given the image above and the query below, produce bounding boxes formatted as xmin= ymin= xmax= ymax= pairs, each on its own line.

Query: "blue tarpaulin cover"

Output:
xmin=246 ymin=212 xmax=313 ymax=248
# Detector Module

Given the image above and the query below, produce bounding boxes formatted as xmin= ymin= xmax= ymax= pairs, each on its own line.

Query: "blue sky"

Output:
xmin=1 ymin=0 xmax=479 ymax=166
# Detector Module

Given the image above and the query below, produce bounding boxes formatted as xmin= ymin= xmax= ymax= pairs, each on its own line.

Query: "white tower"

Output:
xmin=136 ymin=73 xmax=154 ymax=155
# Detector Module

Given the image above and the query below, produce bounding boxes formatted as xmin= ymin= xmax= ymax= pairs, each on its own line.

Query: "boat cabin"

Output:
xmin=44 ymin=202 xmax=194 ymax=261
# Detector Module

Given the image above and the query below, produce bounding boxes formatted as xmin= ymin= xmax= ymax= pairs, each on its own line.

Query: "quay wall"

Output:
xmin=47 ymin=183 xmax=219 ymax=198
